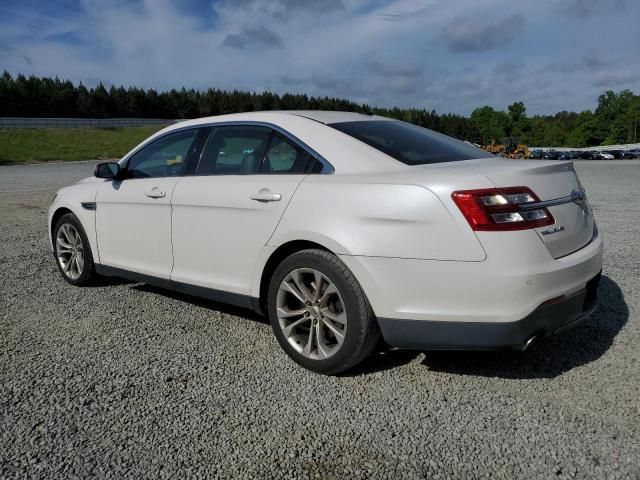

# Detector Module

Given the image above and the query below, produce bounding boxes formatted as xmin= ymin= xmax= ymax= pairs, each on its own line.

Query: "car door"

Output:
xmin=170 ymin=125 xmax=318 ymax=299
xmin=95 ymin=128 xmax=202 ymax=281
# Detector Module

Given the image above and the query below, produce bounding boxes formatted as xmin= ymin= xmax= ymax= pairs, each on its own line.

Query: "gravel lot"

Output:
xmin=1 ymin=160 xmax=639 ymax=479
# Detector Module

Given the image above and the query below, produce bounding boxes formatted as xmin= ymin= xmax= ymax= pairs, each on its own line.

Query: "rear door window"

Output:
xmin=196 ymin=126 xmax=271 ymax=175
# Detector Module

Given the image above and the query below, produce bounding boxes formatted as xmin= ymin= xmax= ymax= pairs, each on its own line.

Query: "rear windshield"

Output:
xmin=330 ymin=120 xmax=492 ymax=165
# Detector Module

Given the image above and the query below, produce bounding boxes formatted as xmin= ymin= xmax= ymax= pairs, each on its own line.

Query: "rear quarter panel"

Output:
xmin=269 ymin=174 xmax=487 ymax=261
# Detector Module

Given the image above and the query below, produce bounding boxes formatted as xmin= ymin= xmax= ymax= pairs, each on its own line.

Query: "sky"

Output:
xmin=1 ymin=0 xmax=639 ymax=115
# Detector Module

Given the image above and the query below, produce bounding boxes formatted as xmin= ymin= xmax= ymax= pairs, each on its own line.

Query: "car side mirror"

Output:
xmin=94 ymin=162 xmax=121 ymax=179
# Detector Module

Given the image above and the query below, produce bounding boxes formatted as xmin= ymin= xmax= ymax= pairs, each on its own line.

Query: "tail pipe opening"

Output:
xmin=516 ymin=334 xmax=539 ymax=352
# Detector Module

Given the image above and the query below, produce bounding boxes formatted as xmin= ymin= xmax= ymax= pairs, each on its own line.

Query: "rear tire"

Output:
xmin=268 ymin=249 xmax=380 ymax=375
xmin=53 ymin=213 xmax=98 ymax=286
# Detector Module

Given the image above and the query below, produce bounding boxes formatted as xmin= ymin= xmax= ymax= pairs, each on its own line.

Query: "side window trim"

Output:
xmin=193 ymin=127 xmax=217 ymax=176
xmin=258 ymin=130 xmax=276 ymax=174
xmin=202 ymin=121 xmax=333 ymax=174
xmin=119 ymin=121 xmax=335 ymax=175
xmin=186 ymin=127 xmax=213 ymax=176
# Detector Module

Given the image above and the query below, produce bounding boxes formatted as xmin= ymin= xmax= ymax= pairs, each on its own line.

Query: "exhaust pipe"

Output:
xmin=517 ymin=334 xmax=538 ymax=352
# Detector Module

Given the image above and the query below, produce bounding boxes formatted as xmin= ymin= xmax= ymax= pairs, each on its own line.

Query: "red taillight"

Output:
xmin=451 ymin=187 xmax=555 ymax=231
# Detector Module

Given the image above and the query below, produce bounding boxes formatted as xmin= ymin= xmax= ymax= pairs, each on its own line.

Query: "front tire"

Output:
xmin=53 ymin=213 xmax=97 ymax=286
xmin=268 ymin=249 xmax=380 ymax=375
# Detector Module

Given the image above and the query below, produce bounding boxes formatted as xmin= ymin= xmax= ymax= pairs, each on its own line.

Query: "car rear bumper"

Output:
xmin=339 ymin=226 xmax=603 ymax=349
xmin=377 ymin=272 xmax=600 ymax=350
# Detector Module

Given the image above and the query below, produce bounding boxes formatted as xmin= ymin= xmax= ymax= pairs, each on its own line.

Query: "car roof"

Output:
xmin=167 ymin=110 xmax=391 ymax=130
xmin=280 ymin=110 xmax=390 ymax=124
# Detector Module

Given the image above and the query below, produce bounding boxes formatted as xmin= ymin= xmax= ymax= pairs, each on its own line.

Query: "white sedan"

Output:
xmin=48 ymin=111 xmax=603 ymax=374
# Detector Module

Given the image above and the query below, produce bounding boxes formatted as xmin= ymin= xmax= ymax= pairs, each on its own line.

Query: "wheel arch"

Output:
xmin=50 ymin=206 xmax=74 ymax=244
xmin=49 ymin=203 xmax=100 ymax=264
xmin=257 ymin=240 xmax=334 ymax=315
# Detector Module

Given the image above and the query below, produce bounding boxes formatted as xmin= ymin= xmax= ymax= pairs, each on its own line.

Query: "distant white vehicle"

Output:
xmin=48 ymin=111 xmax=603 ymax=374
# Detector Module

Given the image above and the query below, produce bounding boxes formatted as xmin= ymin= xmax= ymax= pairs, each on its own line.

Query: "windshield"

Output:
xmin=329 ymin=120 xmax=492 ymax=165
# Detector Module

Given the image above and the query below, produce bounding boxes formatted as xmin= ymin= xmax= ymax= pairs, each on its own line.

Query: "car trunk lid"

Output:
xmin=478 ymin=159 xmax=594 ymax=258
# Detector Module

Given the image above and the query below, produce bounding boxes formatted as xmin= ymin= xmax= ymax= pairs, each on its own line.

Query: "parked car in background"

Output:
xmin=621 ymin=150 xmax=640 ymax=159
xmin=593 ymin=152 xmax=615 ymax=160
xmin=604 ymin=150 xmax=623 ymax=159
xmin=48 ymin=111 xmax=603 ymax=374
xmin=530 ymin=149 xmax=544 ymax=159
xmin=556 ymin=152 xmax=571 ymax=160
xmin=579 ymin=151 xmax=595 ymax=159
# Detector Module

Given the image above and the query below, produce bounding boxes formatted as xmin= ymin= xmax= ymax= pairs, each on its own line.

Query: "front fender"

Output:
xmin=48 ymin=182 xmax=101 ymax=263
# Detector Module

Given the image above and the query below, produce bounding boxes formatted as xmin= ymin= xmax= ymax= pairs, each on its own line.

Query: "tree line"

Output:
xmin=1 ymin=71 xmax=638 ymax=147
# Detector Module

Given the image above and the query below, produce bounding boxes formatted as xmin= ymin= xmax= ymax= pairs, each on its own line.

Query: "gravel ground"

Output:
xmin=1 ymin=160 xmax=639 ymax=479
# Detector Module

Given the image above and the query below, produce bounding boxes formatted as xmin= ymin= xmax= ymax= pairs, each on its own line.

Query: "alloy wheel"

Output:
xmin=56 ymin=223 xmax=84 ymax=280
xmin=276 ymin=268 xmax=347 ymax=360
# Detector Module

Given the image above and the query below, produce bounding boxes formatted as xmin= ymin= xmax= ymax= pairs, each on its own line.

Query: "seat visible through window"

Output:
xmin=197 ymin=126 xmax=271 ymax=175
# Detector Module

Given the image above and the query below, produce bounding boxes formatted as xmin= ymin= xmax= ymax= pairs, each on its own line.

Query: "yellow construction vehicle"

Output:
xmin=483 ymin=138 xmax=531 ymax=159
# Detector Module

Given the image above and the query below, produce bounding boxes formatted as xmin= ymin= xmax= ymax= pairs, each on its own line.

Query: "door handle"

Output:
xmin=145 ymin=189 xmax=166 ymax=199
xmin=250 ymin=190 xmax=282 ymax=202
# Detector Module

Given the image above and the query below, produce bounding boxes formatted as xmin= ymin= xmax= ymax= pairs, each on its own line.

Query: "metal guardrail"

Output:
xmin=0 ymin=117 xmax=178 ymax=129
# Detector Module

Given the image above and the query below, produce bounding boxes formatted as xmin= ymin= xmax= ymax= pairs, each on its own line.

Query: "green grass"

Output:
xmin=0 ymin=126 xmax=167 ymax=164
